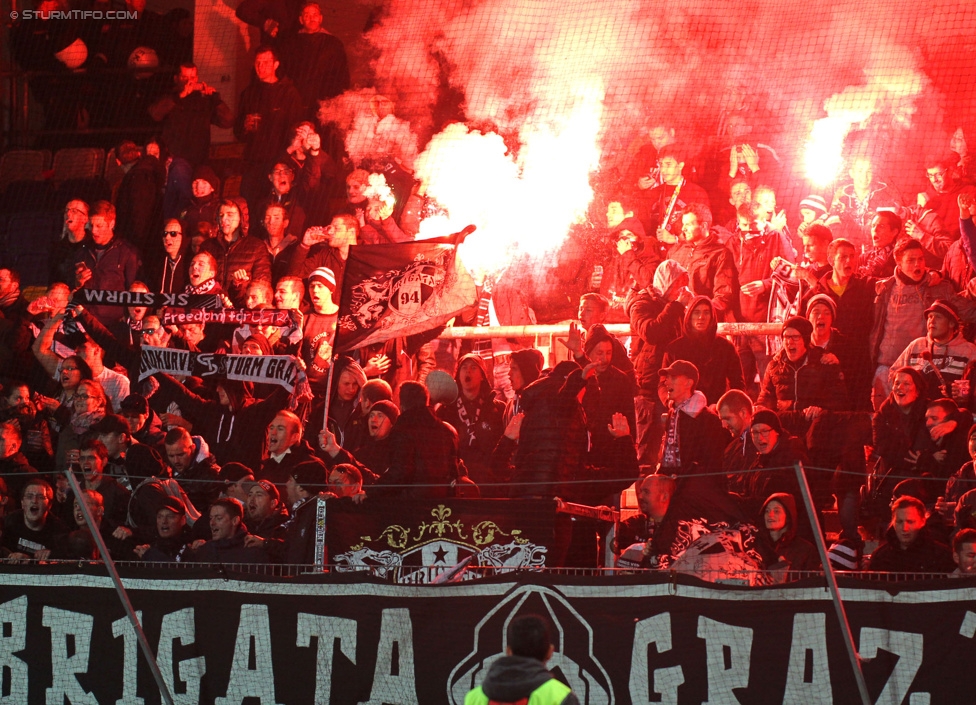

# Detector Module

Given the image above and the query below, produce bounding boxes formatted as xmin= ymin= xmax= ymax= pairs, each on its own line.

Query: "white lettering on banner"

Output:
xmin=363 ymin=608 xmax=419 ymax=705
xmin=215 ymin=604 xmax=283 ymax=705
xmin=297 ymin=614 xmax=358 ymax=703
xmin=629 ymin=613 xmax=684 ymax=704
xmin=783 ymin=613 xmax=831 ymax=704
xmin=960 ymin=611 xmax=976 ymax=639
xmin=697 ymin=617 xmax=753 ymax=705
xmin=43 ymin=607 xmax=98 ymax=705
xmin=858 ymin=628 xmax=928 ymax=705
xmin=158 ymin=608 xmax=206 ymax=705
xmin=112 ymin=611 xmax=145 ymax=705
xmin=0 ymin=597 xmax=28 ymax=703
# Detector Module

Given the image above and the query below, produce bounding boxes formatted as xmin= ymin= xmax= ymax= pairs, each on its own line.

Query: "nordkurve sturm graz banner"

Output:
xmin=0 ymin=569 xmax=975 ymax=704
xmin=139 ymin=346 xmax=305 ymax=393
xmin=334 ymin=241 xmax=477 ymax=352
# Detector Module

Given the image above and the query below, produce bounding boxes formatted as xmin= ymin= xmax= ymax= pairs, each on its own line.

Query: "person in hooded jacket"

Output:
xmin=437 ymin=354 xmax=506 ymax=495
xmin=465 ymin=615 xmax=579 ymax=705
xmin=756 ymin=492 xmax=820 ymax=580
xmin=503 ymin=348 xmax=545 ymax=426
xmin=662 ymin=295 xmax=744 ymax=405
xmin=871 ymin=366 xmax=932 ymax=501
xmin=180 ymin=166 xmax=222 ymax=235
xmin=152 ymin=373 xmax=290 ymax=469
xmin=602 ymin=208 xmax=661 ymax=320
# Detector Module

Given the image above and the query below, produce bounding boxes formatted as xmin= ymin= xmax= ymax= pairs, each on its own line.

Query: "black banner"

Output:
xmin=160 ymin=307 xmax=295 ymax=327
xmin=72 ymin=289 xmax=223 ymax=309
xmin=335 ymin=242 xmax=476 ymax=352
xmin=139 ymin=346 xmax=305 ymax=393
xmin=327 ymin=499 xmax=555 ymax=582
xmin=0 ymin=569 xmax=975 ymax=704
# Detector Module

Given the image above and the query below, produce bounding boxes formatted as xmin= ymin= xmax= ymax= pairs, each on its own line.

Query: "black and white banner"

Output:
xmin=72 ymin=290 xmax=223 ymax=309
xmin=139 ymin=346 xmax=305 ymax=393
xmin=0 ymin=569 xmax=975 ymax=704
xmin=160 ymin=307 xmax=295 ymax=327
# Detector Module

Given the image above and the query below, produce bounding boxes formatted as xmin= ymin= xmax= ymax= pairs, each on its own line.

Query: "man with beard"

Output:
xmin=93 ymin=414 xmax=137 ymax=489
xmin=437 ymin=354 xmax=506 ymax=494
xmin=244 ymin=479 xmax=288 ymax=538
xmin=133 ymin=496 xmax=193 ymax=562
xmin=257 ymin=411 xmax=317 ymax=494
xmin=2 ymin=478 xmax=68 ymax=560
xmin=667 ymin=203 xmax=739 ymax=321
xmin=163 ymin=427 xmax=221 ymax=515
xmin=615 ymin=473 xmax=675 ymax=567
xmin=918 ymin=154 xmax=976 ymax=242
xmin=890 ymin=301 xmax=976 ymax=401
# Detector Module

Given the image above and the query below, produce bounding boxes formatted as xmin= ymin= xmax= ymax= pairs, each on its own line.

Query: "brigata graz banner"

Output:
xmin=0 ymin=569 xmax=975 ymax=704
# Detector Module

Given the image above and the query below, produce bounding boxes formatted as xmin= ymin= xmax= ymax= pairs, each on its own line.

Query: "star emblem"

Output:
xmin=432 ymin=546 xmax=449 ymax=563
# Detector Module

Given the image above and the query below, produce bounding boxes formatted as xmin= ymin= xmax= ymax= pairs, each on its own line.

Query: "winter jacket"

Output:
xmin=871 ymin=270 xmax=956 ymax=367
xmin=867 ymin=525 xmax=955 ymax=573
xmin=660 ymin=391 xmax=730 ymax=488
xmin=172 ymin=435 xmax=221 ymax=515
xmin=234 ymin=76 xmax=305 ymax=165
xmin=667 ymin=231 xmax=739 ymax=319
xmin=381 ymin=405 xmax=463 ymax=499
xmin=757 ymin=345 xmax=848 ymax=413
xmin=872 ymin=395 xmax=931 ymax=478
xmin=465 ymin=656 xmax=578 ymax=705
xmin=187 ymin=526 xmax=268 ymax=564
xmin=662 ymin=296 xmax=745 ymax=404
xmin=626 ymin=289 xmax=684 ymax=396
xmin=728 ymin=228 xmax=795 ymax=322
xmin=580 ymin=364 xmax=637 ymax=459
xmin=257 ymin=439 xmax=319 ymax=496
xmin=200 ymin=233 xmax=273 ymax=308
xmin=890 ymin=332 xmax=976 ymax=399
xmin=73 ymin=235 xmax=142 ymax=325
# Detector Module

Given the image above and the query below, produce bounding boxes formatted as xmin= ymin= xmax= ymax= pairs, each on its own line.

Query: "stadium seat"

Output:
xmin=52 ymin=147 xmax=105 ymax=184
xmin=0 ymin=180 xmax=56 ymax=214
xmin=0 ymin=149 xmax=50 ymax=191
xmin=56 ymin=177 xmax=112 ymax=209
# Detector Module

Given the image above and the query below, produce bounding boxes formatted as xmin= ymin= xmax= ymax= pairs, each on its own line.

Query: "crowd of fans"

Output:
xmin=4 ymin=0 xmax=976 ymax=580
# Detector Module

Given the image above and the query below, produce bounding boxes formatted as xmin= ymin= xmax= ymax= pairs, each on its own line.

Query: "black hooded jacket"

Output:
xmin=474 ymin=655 xmax=579 ymax=705
xmin=662 ymin=295 xmax=745 ymax=404
xmin=756 ymin=492 xmax=820 ymax=573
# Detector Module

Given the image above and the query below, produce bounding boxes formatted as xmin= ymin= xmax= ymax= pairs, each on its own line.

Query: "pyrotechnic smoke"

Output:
xmin=356 ymin=0 xmax=976 ymax=270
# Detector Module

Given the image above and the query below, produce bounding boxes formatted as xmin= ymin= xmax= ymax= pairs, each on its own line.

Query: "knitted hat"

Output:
xmin=308 ymin=267 xmax=336 ymax=293
xmin=923 ymin=299 xmax=960 ymax=326
xmin=192 ymin=165 xmax=220 ymax=193
xmin=583 ymin=324 xmax=615 ymax=356
xmin=805 ymin=294 xmax=837 ymax=319
xmin=510 ymin=349 xmax=544 ymax=386
xmin=243 ymin=333 xmax=273 ymax=356
xmin=799 ymin=195 xmax=828 ymax=217
xmin=244 ymin=479 xmax=279 ymax=503
xmin=369 ymin=399 xmax=400 ymax=424
xmin=454 ymin=353 xmax=488 ymax=383
xmin=291 ymin=459 xmax=327 ymax=492
xmin=750 ymin=408 xmax=782 ymax=434
xmin=782 ymin=316 xmax=814 ymax=347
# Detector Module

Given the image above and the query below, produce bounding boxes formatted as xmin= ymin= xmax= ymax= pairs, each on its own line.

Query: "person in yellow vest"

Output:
xmin=465 ymin=615 xmax=578 ymax=705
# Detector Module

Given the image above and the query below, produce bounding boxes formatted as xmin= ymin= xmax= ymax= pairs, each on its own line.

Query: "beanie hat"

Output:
xmin=454 ymin=353 xmax=488 ymax=384
xmin=291 ymin=459 xmax=327 ymax=492
xmin=369 ymin=399 xmax=400 ymax=425
xmin=583 ymin=324 xmax=615 ymax=356
xmin=783 ymin=316 xmax=814 ymax=347
xmin=799 ymin=195 xmax=828 ymax=217
xmin=510 ymin=349 xmax=544 ymax=386
xmin=308 ymin=267 xmax=336 ymax=293
xmin=192 ymin=165 xmax=220 ymax=193
xmin=243 ymin=333 xmax=273 ymax=356
xmin=805 ymin=294 xmax=837 ymax=319
xmin=750 ymin=408 xmax=782 ymax=434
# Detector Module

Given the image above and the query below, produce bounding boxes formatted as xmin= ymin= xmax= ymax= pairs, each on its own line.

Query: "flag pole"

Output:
xmin=322 ymin=257 xmax=345 ymax=433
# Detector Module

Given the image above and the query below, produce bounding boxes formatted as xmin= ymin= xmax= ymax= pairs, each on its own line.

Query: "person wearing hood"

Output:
xmin=152 ymin=373 xmax=290 ymax=469
xmin=757 ymin=316 xmax=848 ymax=415
xmin=180 ymin=165 xmax=221 ymax=235
xmin=504 ymin=348 xmax=545 ymax=426
xmin=200 ymin=198 xmax=273 ymax=308
xmin=437 ymin=354 xmax=506 ymax=496
xmin=162 ymin=427 xmax=221 ymax=515
xmin=568 ymin=324 xmax=637 ymax=459
xmin=465 ymin=615 xmax=578 ymax=705
xmin=871 ymin=366 xmax=932 ymax=506
xmin=667 ymin=202 xmax=739 ymax=322
xmin=118 ymin=393 xmax=166 ymax=451
xmin=601 ymin=198 xmax=661 ymax=319
xmin=626 ymin=259 xmax=692 ymax=466
xmin=870 ymin=239 xmax=955 ymax=409
xmin=756 ymin=492 xmax=820 ymax=580
xmin=662 ymin=296 xmax=744 ymax=405
xmin=659 ymin=360 xmax=730 ymax=488
xmin=868 ymin=495 xmax=955 ymax=573
xmin=890 ymin=300 xmax=976 ymax=401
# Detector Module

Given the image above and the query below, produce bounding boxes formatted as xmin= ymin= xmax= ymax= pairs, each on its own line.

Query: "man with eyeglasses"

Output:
xmin=1 ymin=478 xmax=68 ymax=561
xmin=51 ymin=200 xmax=90 ymax=286
xmin=917 ymin=154 xmax=976 ymax=242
